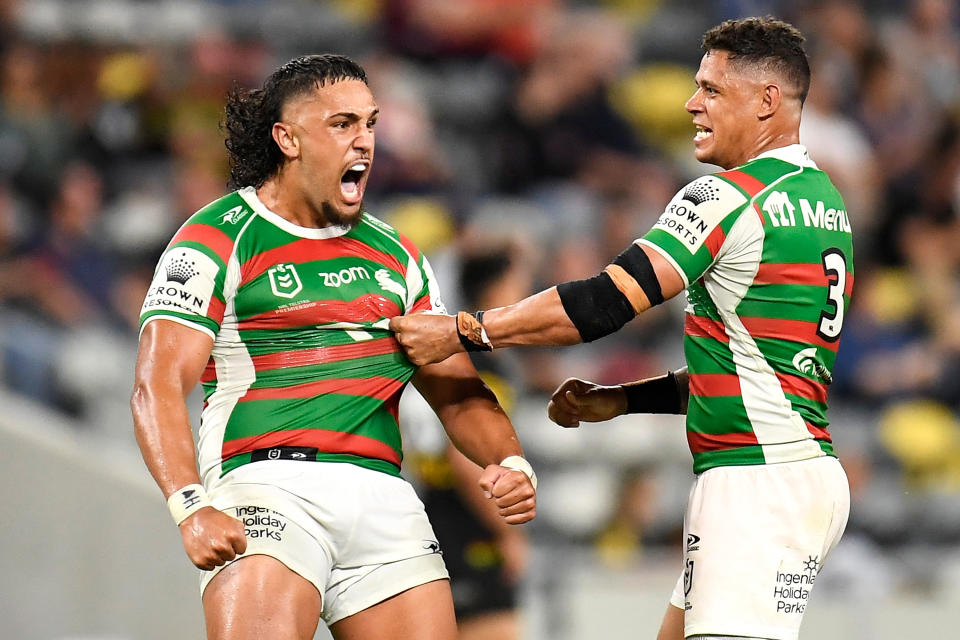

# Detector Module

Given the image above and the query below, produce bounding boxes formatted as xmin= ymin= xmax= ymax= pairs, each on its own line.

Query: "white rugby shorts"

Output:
xmin=199 ymin=460 xmax=449 ymax=625
xmin=669 ymin=456 xmax=849 ymax=640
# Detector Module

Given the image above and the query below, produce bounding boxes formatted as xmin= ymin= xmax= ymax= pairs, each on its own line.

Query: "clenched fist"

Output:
xmin=547 ymin=378 xmax=627 ymax=428
xmin=179 ymin=507 xmax=247 ymax=571
xmin=390 ymin=313 xmax=462 ymax=366
xmin=478 ymin=464 xmax=536 ymax=525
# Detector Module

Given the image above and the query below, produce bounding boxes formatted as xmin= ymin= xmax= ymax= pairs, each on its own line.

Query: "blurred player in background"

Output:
xmin=130 ymin=54 xmax=536 ymax=640
xmin=392 ymin=17 xmax=852 ymax=640
xmin=405 ymin=246 xmax=532 ymax=640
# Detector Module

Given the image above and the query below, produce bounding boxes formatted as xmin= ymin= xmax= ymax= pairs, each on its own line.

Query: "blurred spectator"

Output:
xmin=2 ymin=0 xmax=960 ymax=602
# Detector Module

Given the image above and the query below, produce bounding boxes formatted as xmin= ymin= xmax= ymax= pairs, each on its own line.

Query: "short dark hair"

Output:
xmin=702 ymin=16 xmax=810 ymax=104
xmin=224 ymin=54 xmax=368 ymax=189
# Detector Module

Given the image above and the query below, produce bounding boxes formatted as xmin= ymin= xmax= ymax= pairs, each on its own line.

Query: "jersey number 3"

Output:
xmin=817 ymin=249 xmax=847 ymax=342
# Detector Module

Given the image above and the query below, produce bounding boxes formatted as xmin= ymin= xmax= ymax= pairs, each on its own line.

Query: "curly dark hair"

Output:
xmin=702 ymin=16 xmax=810 ymax=104
xmin=224 ymin=54 xmax=368 ymax=190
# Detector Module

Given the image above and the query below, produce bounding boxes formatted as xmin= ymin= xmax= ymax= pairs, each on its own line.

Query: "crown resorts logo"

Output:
xmin=682 ymin=181 xmax=721 ymax=205
xmin=165 ymin=252 xmax=199 ymax=284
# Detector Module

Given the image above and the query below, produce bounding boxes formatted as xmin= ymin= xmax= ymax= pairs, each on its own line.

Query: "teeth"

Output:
xmin=694 ymin=127 xmax=712 ymax=140
xmin=350 ymin=163 xmax=366 ymax=171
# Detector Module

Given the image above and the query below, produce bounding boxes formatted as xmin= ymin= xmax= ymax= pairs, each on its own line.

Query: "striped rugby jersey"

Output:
xmin=638 ymin=145 xmax=854 ymax=473
xmin=139 ymin=187 xmax=444 ymax=483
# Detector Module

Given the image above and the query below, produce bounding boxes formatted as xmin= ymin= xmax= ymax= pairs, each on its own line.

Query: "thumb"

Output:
xmin=565 ymin=388 xmax=587 ymax=408
xmin=388 ymin=316 xmax=402 ymax=332
xmin=478 ymin=464 xmax=508 ymax=499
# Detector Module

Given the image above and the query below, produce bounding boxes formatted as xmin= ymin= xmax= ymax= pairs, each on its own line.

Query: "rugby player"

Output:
xmin=131 ymin=54 xmax=536 ymax=640
xmin=391 ymin=17 xmax=852 ymax=640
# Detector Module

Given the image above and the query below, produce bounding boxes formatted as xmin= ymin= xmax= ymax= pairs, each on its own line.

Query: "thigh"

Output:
xmin=458 ymin=611 xmax=518 ymax=640
xmin=330 ymin=578 xmax=457 ymax=640
xmin=657 ymin=602 xmax=684 ymax=640
xmin=203 ymin=554 xmax=322 ymax=640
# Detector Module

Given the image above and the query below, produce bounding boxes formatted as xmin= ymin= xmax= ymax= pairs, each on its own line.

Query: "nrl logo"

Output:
xmin=268 ymin=263 xmax=303 ymax=299
xmin=219 ymin=205 xmax=248 ymax=225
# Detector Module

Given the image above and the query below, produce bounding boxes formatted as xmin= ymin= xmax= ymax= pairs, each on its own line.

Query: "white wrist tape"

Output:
xmin=500 ymin=455 xmax=537 ymax=491
xmin=167 ymin=484 xmax=212 ymax=525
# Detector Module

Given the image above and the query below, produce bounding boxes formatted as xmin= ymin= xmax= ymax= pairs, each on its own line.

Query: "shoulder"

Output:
xmin=188 ymin=191 xmax=254 ymax=230
xmin=356 ymin=213 xmax=423 ymax=264
xmin=166 ymin=192 xmax=252 ymax=265
xmin=660 ymin=174 xmax=751 ymax=230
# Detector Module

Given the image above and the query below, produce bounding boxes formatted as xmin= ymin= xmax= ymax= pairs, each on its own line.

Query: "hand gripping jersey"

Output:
xmin=139 ymin=187 xmax=445 ymax=483
xmin=638 ymin=145 xmax=854 ymax=473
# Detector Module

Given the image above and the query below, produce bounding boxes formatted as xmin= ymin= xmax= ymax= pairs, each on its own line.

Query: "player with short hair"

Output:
xmin=131 ymin=53 xmax=536 ymax=640
xmin=391 ymin=17 xmax=852 ymax=640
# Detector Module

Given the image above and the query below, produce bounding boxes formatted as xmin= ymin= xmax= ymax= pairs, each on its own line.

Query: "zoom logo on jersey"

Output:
xmin=319 ymin=266 xmax=370 ymax=288
xmin=269 ymin=263 xmax=303 ymax=298
xmin=141 ymin=247 xmax=218 ymax=317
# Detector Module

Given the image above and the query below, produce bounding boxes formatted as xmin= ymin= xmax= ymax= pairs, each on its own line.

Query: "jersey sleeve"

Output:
xmin=637 ymin=175 xmax=749 ymax=286
xmin=139 ymin=221 xmax=230 ymax=339
xmin=396 ymin=233 xmax=446 ymax=315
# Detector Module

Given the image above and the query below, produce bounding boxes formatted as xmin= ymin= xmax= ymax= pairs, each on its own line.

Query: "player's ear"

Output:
xmin=758 ymin=83 xmax=781 ymax=120
xmin=272 ymin=122 xmax=301 ymax=159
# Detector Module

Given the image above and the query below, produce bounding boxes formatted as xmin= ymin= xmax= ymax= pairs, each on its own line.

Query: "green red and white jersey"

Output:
xmin=139 ymin=187 xmax=444 ymax=482
xmin=638 ymin=145 xmax=854 ymax=474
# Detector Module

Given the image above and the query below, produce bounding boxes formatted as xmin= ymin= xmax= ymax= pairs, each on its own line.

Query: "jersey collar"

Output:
xmin=238 ymin=186 xmax=354 ymax=239
xmin=750 ymin=144 xmax=819 ymax=169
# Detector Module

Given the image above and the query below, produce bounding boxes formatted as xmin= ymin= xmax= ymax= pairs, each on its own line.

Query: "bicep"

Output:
xmin=135 ymin=319 xmax=215 ymax=396
xmin=643 ymin=244 xmax=686 ymax=302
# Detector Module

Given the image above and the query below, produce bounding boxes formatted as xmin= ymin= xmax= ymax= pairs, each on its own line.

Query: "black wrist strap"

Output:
xmin=622 ymin=371 xmax=683 ymax=414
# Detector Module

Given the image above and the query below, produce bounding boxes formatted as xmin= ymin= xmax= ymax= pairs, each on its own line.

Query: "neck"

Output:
xmin=730 ymin=129 xmax=800 ymax=168
xmin=256 ymin=173 xmax=333 ymax=229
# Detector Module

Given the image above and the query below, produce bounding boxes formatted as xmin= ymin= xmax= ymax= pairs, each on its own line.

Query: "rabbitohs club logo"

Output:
xmin=268 ymin=263 xmax=303 ymax=298
xmin=792 ymin=347 xmax=833 ymax=384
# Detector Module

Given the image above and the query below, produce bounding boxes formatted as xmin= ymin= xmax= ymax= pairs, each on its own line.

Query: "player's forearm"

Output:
xmin=621 ymin=366 xmax=689 ymax=415
xmin=413 ymin=357 xmax=525 ymax=468
xmin=131 ymin=380 xmax=202 ymax=498
xmin=437 ymin=383 xmax=524 ymax=468
xmin=482 ymin=287 xmax=583 ymax=348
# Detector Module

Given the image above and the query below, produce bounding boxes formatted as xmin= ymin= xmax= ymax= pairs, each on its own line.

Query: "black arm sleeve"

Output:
xmin=556 ymin=272 xmax=635 ymax=343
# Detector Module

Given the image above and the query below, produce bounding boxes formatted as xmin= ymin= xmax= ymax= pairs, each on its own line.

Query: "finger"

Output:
xmin=503 ymin=510 xmax=536 ymax=525
xmin=497 ymin=496 xmax=536 ymax=518
xmin=491 ymin=469 xmax=535 ymax=499
xmin=547 ymin=399 xmax=579 ymax=427
xmin=214 ymin=540 xmax=239 ymax=564
xmin=388 ymin=316 xmax=403 ymax=332
xmin=548 ymin=385 xmax=582 ymax=425
xmin=232 ymin=529 xmax=248 ymax=555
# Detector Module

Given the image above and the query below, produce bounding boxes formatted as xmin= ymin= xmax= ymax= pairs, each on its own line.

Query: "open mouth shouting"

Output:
xmin=340 ymin=160 xmax=369 ymax=205
xmin=694 ymin=124 xmax=713 ymax=144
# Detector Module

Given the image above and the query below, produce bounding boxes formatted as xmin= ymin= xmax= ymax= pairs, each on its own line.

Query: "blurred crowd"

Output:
xmin=4 ymin=0 xmax=960 ymax=603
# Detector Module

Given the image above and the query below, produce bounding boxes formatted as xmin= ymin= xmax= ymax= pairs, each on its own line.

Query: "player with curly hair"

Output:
xmin=132 ymin=54 xmax=536 ymax=640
